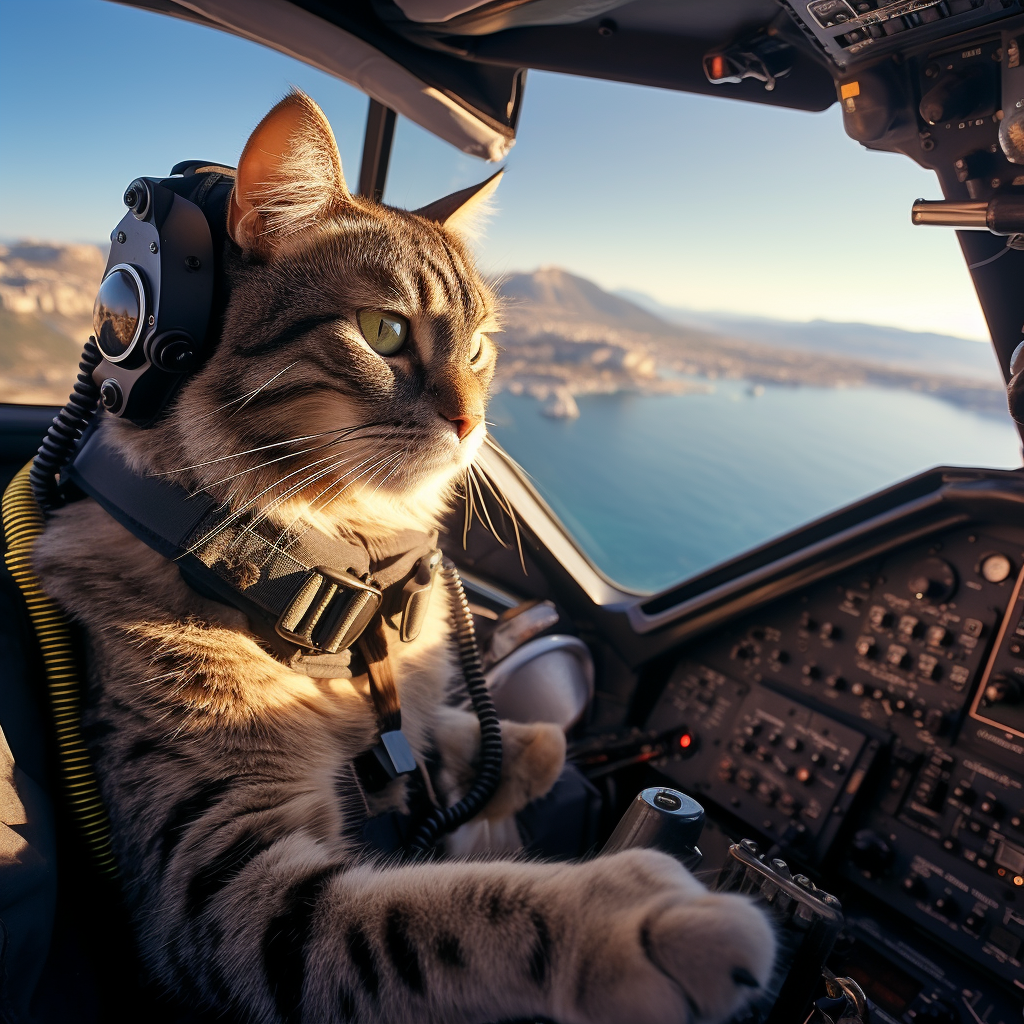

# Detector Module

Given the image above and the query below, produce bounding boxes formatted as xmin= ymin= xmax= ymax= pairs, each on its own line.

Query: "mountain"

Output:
xmin=615 ymin=288 xmax=1001 ymax=384
xmin=500 ymin=268 xmax=679 ymax=335
xmin=492 ymin=267 xmax=1005 ymax=416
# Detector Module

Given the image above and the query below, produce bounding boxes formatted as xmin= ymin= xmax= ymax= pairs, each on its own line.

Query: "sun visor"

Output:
xmin=170 ymin=0 xmax=514 ymax=160
xmin=395 ymin=0 xmax=632 ymax=34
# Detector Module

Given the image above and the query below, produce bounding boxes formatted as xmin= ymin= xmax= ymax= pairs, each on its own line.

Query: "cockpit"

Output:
xmin=2 ymin=2 xmax=1024 ymax=1022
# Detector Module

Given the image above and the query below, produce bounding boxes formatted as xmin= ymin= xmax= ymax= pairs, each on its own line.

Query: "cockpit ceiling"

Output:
xmin=110 ymin=0 xmax=1024 ymax=161
xmin=112 ymin=0 xmax=838 ymax=158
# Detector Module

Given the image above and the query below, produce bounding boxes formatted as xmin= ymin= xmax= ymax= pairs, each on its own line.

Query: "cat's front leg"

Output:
xmin=432 ymin=704 xmax=566 ymax=821
xmin=231 ymin=847 xmax=773 ymax=1024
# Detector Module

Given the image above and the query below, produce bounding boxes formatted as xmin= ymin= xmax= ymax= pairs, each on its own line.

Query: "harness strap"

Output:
xmin=64 ymin=427 xmax=440 ymax=791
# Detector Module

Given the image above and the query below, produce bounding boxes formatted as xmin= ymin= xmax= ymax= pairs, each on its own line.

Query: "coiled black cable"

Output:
xmin=29 ymin=339 xmax=102 ymax=511
xmin=409 ymin=559 xmax=503 ymax=855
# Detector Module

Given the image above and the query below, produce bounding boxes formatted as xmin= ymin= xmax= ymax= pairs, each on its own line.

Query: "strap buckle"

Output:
xmin=276 ymin=566 xmax=382 ymax=654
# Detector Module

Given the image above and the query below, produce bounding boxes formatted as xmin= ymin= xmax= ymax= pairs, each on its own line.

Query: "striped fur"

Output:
xmin=34 ymin=93 xmax=774 ymax=1023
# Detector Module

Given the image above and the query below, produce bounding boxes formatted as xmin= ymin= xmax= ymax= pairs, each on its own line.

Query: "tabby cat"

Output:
xmin=35 ymin=93 xmax=774 ymax=1023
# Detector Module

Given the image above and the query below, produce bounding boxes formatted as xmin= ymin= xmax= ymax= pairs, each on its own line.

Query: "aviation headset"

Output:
xmin=90 ymin=161 xmax=235 ymax=425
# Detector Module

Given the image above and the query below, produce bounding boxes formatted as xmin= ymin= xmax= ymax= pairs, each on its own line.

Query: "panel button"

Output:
xmin=925 ymin=624 xmax=950 ymax=647
xmin=886 ymin=644 xmax=910 ymax=668
xmin=898 ymin=615 xmax=920 ymax=638
xmin=917 ymin=653 xmax=940 ymax=679
xmin=962 ymin=618 xmax=984 ymax=638
xmin=855 ymin=636 xmax=876 ymax=658
xmin=869 ymin=605 xmax=892 ymax=628
xmin=980 ymin=553 xmax=1012 ymax=583
xmin=949 ymin=664 xmax=970 ymax=688
xmin=979 ymin=797 xmax=1005 ymax=819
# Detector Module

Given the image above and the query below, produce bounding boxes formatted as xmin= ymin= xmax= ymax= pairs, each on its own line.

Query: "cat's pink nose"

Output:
xmin=447 ymin=413 xmax=481 ymax=441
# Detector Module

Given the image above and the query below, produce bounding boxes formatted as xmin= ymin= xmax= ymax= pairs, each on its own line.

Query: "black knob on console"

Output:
xmin=850 ymin=829 xmax=894 ymax=878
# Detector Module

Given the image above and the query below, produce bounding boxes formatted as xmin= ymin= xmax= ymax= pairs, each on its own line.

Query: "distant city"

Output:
xmin=0 ymin=242 xmax=1006 ymax=417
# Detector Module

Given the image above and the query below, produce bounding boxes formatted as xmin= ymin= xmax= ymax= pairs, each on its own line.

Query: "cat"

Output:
xmin=34 ymin=92 xmax=775 ymax=1024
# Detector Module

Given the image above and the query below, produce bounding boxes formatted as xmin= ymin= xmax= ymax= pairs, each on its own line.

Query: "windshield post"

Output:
xmin=358 ymin=99 xmax=397 ymax=202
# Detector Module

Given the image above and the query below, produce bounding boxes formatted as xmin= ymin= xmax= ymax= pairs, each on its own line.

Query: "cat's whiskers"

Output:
xmin=461 ymin=468 xmax=475 ymax=549
xmin=467 ymin=464 xmax=508 ymax=550
xmin=160 ymin=420 xmax=391 ymax=478
xmin=473 ymin=459 xmax=526 ymax=573
xmin=182 ymin=362 xmax=299 ymax=428
xmin=187 ymin=434 xmax=392 ymax=553
xmin=363 ymin=448 xmax=407 ymax=498
xmin=310 ymin=450 xmax=404 ymax=520
xmin=226 ymin=361 xmax=299 ymax=419
xmin=253 ymin=448 xmax=399 ymax=550
xmin=198 ymin=430 xmax=388 ymax=494
xmin=236 ymin=451 xmax=375 ymax=544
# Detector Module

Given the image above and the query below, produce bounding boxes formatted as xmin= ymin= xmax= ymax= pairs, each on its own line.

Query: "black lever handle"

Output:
xmin=602 ymin=786 xmax=704 ymax=870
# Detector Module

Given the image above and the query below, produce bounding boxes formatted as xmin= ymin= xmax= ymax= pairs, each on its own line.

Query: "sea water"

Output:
xmin=488 ymin=380 xmax=1023 ymax=595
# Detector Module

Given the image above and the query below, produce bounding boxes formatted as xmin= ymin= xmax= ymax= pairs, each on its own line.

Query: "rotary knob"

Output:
xmin=907 ymin=558 xmax=957 ymax=602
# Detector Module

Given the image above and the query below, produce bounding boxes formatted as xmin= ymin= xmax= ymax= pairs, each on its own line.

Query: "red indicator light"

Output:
xmin=710 ymin=55 xmax=727 ymax=80
xmin=679 ymin=733 xmax=692 ymax=749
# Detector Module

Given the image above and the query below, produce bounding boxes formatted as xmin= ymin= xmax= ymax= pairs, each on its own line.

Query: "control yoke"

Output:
xmin=602 ymin=787 xmax=867 ymax=1024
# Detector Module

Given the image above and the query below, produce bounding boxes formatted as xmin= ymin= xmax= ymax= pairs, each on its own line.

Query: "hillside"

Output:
xmin=616 ymin=287 xmax=1000 ymax=382
xmin=0 ymin=241 xmax=106 ymax=402
xmin=494 ymin=267 xmax=1006 ymax=417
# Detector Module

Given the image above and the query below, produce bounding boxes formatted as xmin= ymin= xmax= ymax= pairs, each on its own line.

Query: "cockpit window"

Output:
xmin=2 ymin=1 xmax=1020 ymax=594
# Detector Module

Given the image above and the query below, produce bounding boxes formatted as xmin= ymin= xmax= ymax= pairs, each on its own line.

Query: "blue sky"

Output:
xmin=0 ymin=0 xmax=989 ymax=339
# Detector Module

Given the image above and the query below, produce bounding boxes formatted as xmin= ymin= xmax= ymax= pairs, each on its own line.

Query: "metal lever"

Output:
xmin=912 ymin=196 xmax=1024 ymax=234
xmin=601 ymin=787 xmax=704 ymax=870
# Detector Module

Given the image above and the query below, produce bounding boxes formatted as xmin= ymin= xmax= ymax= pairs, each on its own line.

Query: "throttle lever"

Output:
xmin=601 ymin=786 xmax=704 ymax=870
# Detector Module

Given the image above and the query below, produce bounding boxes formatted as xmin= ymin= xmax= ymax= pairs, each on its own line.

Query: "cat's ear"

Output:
xmin=413 ymin=169 xmax=504 ymax=239
xmin=227 ymin=91 xmax=350 ymax=254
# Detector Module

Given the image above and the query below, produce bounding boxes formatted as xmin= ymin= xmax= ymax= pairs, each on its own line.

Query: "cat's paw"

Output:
xmin=483 ymin=719 xmax=566 ymax=820
xmin=568 ymin=849 xmax=774 ymax=1024
xmin=433 ymin=707 xmax=566 ymax=822
xmin=639 ymin=890 xmax=774 ymax=1022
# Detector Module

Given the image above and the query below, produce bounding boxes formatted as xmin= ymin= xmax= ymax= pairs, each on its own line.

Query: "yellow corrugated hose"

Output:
xmin=2 ymin=460 xmax=118 ymax=877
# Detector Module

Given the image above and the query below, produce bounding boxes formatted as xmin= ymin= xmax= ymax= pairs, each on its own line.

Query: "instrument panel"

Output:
xmin=645 ymin=523 xmax=1024 ymax=1000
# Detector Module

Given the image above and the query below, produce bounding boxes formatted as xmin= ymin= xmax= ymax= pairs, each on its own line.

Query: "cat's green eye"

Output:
xmin=358 ymin=310 xmax=408 ymax=355
xmin=470 ymin=331 xmax=486 ymax=363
